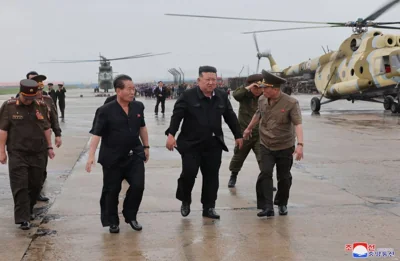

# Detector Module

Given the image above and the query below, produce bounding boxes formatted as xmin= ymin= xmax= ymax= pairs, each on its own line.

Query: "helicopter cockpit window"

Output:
xmin=350 ymin=38 xmax=361 ymax=51
xmin=390 ymin=54 xmax=400 ymax=72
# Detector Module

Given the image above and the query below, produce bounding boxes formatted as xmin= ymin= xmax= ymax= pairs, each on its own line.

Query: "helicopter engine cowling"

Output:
xmin=328 ymin=79 xmax=373 ymax=96
xmin=372 ymin=34 xmax=396 ymax=49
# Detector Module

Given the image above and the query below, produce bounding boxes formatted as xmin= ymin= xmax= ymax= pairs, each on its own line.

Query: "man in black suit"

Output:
xmin=165 ymin=66 xmax=243 ymax=219
xmin=154 ymin=81 xmax=167 ymax=115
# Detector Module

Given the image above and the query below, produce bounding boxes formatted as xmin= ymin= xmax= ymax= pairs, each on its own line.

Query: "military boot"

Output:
xmin=228 ymin=172 xmax=238 ymax=188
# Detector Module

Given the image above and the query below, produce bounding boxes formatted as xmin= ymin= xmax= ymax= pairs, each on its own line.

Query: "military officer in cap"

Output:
xmin=244 ymin=70 xmax=304 ymax=218
xmin=0 ymin=79 xmax=55 ymax=230
xmin=16 ymin=71 xmax=40 ymax=98
xmin=228 ymin=74 xmax=275 ymax=191
xmin=56 ymin=83 xmax=66 ymax=118
xmin=32 ymin=74 xmax=62 ymax=202
xmin=48 ymin=83 xmax=57 ymax=104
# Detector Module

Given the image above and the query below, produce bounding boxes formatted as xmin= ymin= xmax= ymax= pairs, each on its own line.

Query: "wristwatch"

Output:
xmin=297 ymin=143 xmax=303 ymax=147
xmin=47 ymin=147 xmax=53 ymax=150
xmin=143 ymin=146 xmax=150 ymax=149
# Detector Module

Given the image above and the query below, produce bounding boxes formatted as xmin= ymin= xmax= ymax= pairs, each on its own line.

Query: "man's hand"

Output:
xmin=48 ymin=149 xmax=55 ymax=159
xmin=86 ymin=155 xmax=95 ymax=173
xmin=144 ymin=148 xmax=149 ymax=163
xmin=166 ymin=134 xmax=176 ymax=151
xmin=243 ymin=128 xmax=252 ymax=140
xmin=0 ymin=151 xmax=7 ymax=164
xmin=293 ymin=145 xmax=303 ymax=161
xmin=235 ymin=138 xmax=243 ymax=149
xmin=245 ymin=83 xmax=259 ymax=91
xmin=55 ymin=136 xmax=62 ymax=148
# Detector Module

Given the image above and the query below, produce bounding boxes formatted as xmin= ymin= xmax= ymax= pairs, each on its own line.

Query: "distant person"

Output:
xmin=165 ymin=66 xmax=243 ymax=219
xmin=48 ymin=83 xmax=57 ymax=104
xmin=154 ymin=81 xmax=167 ymax=115
xmin=56 ymin=83 xmax=66 ymax=118
xmin=86 ymin=74 xmax=149 ymax=233
xmin=243 ymin=70 xmax=304 ymax=218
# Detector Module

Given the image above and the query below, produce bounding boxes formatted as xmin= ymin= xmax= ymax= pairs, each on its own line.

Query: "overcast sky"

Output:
xmin=1 ymin=0 xmax=399 ymax=83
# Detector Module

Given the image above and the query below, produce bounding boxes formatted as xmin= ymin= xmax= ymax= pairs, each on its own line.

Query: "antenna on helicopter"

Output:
xmin=321 ymin=46 xmax=327 ymax=54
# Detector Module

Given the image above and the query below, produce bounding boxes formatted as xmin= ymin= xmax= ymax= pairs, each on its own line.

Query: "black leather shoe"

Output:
xmin=257 ymin=208 xmax=275 ymax=217
xmin=126 ymin=220 xmax=142 ymax=231
xmin=37 ymin=194 xmax=49 ymax=202
xmin=20 ymin=221 xmax=31 ymax=230
xmin=228 ymin=175 xmax=237 ymax=188
xmin=202 ymin=208 xmax=220 ymax=219
xmin=278 ymin=205 xmax=288 ymax=215
xmin=109 ymin=224 xmax=120 ymax=233
xmin=181 ymin=202 xmax=190 ymax=217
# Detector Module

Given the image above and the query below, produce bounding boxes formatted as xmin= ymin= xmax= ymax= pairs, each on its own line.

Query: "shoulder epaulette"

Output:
xmin=7 ymin=98 xmax=17 ymax=105
xmin=35 ymin=99 xmax=47 ymax=106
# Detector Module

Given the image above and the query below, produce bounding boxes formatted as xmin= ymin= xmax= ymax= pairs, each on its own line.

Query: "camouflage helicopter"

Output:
xmin=41 ymin=52 xmax=170 ymax=92
xmin=165 ymin=0 xmax=400 ymax=113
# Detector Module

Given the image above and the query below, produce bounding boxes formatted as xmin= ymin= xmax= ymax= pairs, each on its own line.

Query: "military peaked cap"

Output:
xmin=26 ymin=71 xmax=38 ymax=79
xmin=48 ymin=83 xmax=53 ymax=86
xmin=246 ymin=74 xmax=263 ymax=84
xmin=260 ymin=69 xmax=287 ymax=88
xmin=20 ymin=79 xmax=38 ymax=99
xmin=31 ymin=74 xmax=47 ymax=83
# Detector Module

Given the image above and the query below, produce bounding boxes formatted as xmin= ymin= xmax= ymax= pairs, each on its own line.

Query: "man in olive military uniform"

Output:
xmin=56 ymin=83 xmax=66 ymax=118
xmin=48 ymin=83 xmax=57 ymax=104
xmin=244 ymin=70 xmax=304 ymax=218
xmin=32 ymin=74 xmax=62 ymax=202
xmin=228 ymin=74 xmax=275 ymax=192
xmin=0 ymin=79 xmax=55 ymax=230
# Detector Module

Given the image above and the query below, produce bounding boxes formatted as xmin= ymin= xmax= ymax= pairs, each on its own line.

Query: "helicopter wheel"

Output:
xmin=390 ymin=102 xmax=399 ymax=113
xmin=384 ymin=96 xmax=394 ymax=110
xmin=311 ymin=97 xmax=321 ymax=112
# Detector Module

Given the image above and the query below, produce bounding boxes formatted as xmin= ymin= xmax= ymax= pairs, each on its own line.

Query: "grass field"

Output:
xmin=0 ymin=86 xmax=78 ymax=95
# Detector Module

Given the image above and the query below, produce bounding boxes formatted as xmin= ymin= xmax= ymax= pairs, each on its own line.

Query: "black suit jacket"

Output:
xmin=165 ymin=86 xmax=242 ymax=153
xmin=154 ymin=86 xmax=167 ymax=100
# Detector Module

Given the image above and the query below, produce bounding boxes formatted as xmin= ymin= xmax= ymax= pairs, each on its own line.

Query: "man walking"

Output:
xmin=0 ymin=79 xmax=54 ymax=230
xmin=86 ymin=74 xmax=149 ymax=233
xmin=165 ymin=66 xmax=243 ymax=219
xmin=154 ymin=81 xmax=167 ymax=115
xmin=244 ymin=70 xmax=304 ymax=217
xmin=56 ymin=83 xmax=66 ymax=118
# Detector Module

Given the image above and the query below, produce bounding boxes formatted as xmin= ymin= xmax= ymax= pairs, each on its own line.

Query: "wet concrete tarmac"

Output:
xmin=0 ymin=89 xmax=399 ymax=260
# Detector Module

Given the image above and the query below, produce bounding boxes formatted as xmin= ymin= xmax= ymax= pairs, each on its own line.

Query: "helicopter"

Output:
xmin=41 ymin=52 xmax=170 ymax=92
xmin=165 ymin=0 xmax=400 ymax=113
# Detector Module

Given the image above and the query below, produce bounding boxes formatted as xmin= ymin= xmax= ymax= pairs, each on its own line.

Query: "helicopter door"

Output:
xmin=390 ymin=54 xmax=400 ymax=73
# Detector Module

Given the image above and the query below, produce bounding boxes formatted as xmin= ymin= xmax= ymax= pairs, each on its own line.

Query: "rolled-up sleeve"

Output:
xmin=89 ymin=108 xmax=107 ymax=136
xmin=0 ymin=102 xmax=9 ymax=131
xmin=290 ymin=101 xmax=302 ymax=125
xmin=140 ymin=103 xmax=146 ymax=127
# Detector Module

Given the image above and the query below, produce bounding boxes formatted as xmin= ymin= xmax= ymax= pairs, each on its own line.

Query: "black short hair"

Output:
xmin=113 ymin=74 xmax=132 ymax=90
xmin=199 ymin=66 xmax=217 ymax=77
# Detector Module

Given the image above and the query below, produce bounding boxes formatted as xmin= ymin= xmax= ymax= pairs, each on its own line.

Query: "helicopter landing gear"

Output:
xmin=390 ymin=102 xmax=399 ymax=113
xmin=383 ymin=96 xmax=394 ymax=110
xmin=311 ymin=97 xmax=321 ymax=112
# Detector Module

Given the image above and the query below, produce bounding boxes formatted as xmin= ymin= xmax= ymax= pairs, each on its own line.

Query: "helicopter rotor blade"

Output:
xmin=165 ymin=13 xmax=344 ymax=26
xmin=107 ymin=52 xmax=171 ymax=61
xmin=242 ymin=25 xmax=344 ymax=34
xmin=256 ymin=58 xmax=260 ymax=73
xmin=372 ymin=25 xmax=400 ymax=30
xmin=375 ymin=21 xmax=400 ymax=25
xmin=363 ymin=0 xmax=400 ymax=22
xmin=253 ymin=33 xmax=260 ymax=53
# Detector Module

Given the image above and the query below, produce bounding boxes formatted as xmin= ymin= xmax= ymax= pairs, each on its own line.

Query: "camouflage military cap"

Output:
xmin=246 ymin=74 xmax=263 ymax=84
xmin=19 ymin=79 xmax=38 ymax=99
xmin=260 ymin=69 xmax=287 ymax=88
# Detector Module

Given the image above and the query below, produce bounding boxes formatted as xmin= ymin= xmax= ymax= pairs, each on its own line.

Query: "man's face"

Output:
xmin=198 ymin=72 xmax=217 ymax=94
xmin=36 ymin=89 xmax=43 ymax=99
xmin=19 ymin=95 xmax=34 ymax=105
xmin=262 ymin=86 xmax=279 ymax=98
xmin=250 ymin=84 xmax=263 ymax=97
xmin=116 ymin=80 xmax=135 ymax=102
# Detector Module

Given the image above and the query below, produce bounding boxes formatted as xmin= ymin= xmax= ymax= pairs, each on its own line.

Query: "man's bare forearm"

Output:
xmin=88 ymin=135 xmax=101 ymax=158
xmin=139 ymin=127 xmax=149 ymax=146
xmin=295 ymin=124 xmax=303 ymax=143
xmin=44 ymin=129 xmax=52 ymax=147
xmin=0 ymin=130 xmax=7 ymax=152
xmin=246 ymin=112 xmax=261 ymax=130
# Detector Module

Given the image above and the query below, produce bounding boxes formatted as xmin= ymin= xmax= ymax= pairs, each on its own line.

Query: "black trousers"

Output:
xmin=58 ymin=100 xmax=65 ymax=118
xmin=176 ymin=138 xmax=223 ymax=209
xmin=256 ymin=145 xmax=295 ymax=210
xmin=8 ymin=152 xmax=46 ymax=224
xmin=100 ymin=155 xmax=145 ymax=227
xmin=41 ymin=153 xmax=48 ymax=192
xmin=154 ymin=98 xmax=165 ymax=114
